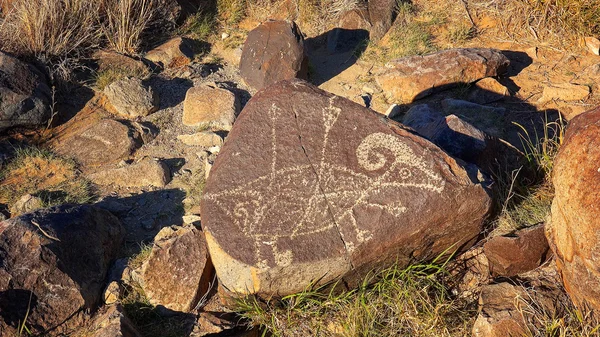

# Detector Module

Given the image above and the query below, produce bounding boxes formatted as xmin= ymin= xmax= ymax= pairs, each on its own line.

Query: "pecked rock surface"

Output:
xmin=547 ymin=106 xmax=600 ymax=313
xmin=0 ymin=205 xmax=125 ymax=336
xmin=200 ymin=79 xmax=492 ymax=297
xmin=376 ymin=48 xmax=510 ymax=102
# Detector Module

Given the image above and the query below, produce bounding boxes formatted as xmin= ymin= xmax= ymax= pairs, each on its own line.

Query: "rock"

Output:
xmin=144 ymin=37 xmax=194 ymax=69
xmin=52 ymin=119 xmax=144 ymax=168
xmin=448 ymin=247 xmax=490 ymax=300
xmin=585 ymin=36 xmax=600 ymax=55
xmin=103 ymin=281 xmax=121 ymax=305
xmin=385 ymin=103 xmax=402 ymax=120
xmin=140 ymin=225 xmax=213 ymax=312
xmin=178 ymin=131 xmax=223 ymax=147
xmin=104 ymin=78 xmax=159 ymax=119
xmin=547 ymin=106 xmax=600 ymax=313
xmin=93 ymin=50 xmax=149 ymax=76
xmin=400 ymin=104 xmax=441 ymax=126
xmin=182 ymin=84 xmax=239 ymax=131
xmin=0 ymin=50 xmax=51 ymax=131
xmin=0 ymin=205 xmax=125 ymax=335
xmin=472 ymin=283 xmax=528 ymax=337
xmin=182 ymin=215 xmax=201 ymax=224
xmin=191 ymin=312 xmax=237 ymax=336
xmin=88 ymin=157 xmax=171 ymax=188
xmin=441 ymin=99 xmax=506 ymax=138
xmin=368 ymin=0 xmax=396 ymax=41
xmin=239 ymin=20 xmax=308 ymax=90
xmin=327 ymin=9 xmax=371 ymax=53
xmin=468 ymin=78 xmax=509 ymax=104
xmin=200 ymin=79 xmax=492 ymax=297
xmin=376 ymin=48 xmax=510 ymax=102
xmin=484 ymin=224 xmax=549 ymax=277
xmin=83 ymin=304 xmax=142 ymax=337
xmin=539 ymin=83 xmax=590 ymax=103
xmin=9 ymin=194 xmax=43 ymax=216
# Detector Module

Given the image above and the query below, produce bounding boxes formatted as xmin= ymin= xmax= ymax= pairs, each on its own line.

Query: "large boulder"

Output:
xmin=239 ymin=20 xmax=308 ymax=91
xmin=200 ymin=79 xmax=492 ymax=297
xmin=376 ymin=48 xmax=510 ymax=102
xmin=104 ymin=78 xmax=159 ymax=119
xmin=0 ymin=205 xmax=125 ymax=336
xmin=547 ymin=106 xmax=600 ymax=313
xmin=0 ymin=50 xmax=51 ymax=131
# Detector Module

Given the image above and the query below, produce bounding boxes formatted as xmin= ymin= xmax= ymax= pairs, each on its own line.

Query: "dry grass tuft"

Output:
xmin=0 ymin=147 xmax=93 ymax=210
xmin=100 ymin=0 xmax=160 ymax=55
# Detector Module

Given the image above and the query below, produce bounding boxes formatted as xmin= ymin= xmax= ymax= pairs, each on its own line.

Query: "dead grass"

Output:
xmin=0 ymin=147 xmax=93 ymax=211
xmin=100 ymin=0 xmax=160 ymax=54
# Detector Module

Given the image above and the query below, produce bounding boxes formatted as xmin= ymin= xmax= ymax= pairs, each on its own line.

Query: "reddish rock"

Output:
xmin=368 ymin=0 xmax=397 ymax=41
xmin=83 ymin=304 xmax=142 ymax=337
xmin=239 ymin=20 xmax=308 ymax=91
xmin=182 ymin=84 xmax=239 ymax=131
xmin=92 ymin=50 xmax=149 ymax=76
xmin=200 ymin=79 xmax=492 ymax=298
xmin=472 ymin=283 xmax=528 ymax=337
xmin=145 ymin=37 xmax=194 ymax=69
xmin=376 ymin=48 xmax=510 ymax=102
xmin=0 ymin=205 xmax=125 ymax=336
xmin=547 ymin=106 xmax=600 ymax=313
xmin=140 ymin=225 xmax=213 ymax=312
xmin=484 ymin=224 xmax=550 ymax=277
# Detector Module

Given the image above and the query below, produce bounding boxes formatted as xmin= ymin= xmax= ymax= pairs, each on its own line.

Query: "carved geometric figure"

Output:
xmin=201 ymin=79 xmax=492 ymax=297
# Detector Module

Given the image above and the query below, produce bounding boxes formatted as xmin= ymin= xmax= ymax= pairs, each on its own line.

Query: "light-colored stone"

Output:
xmin=10 ymin=194 xmax=43 ymax=216
xmin=145 ymin=37 xmax=194 ymax=69
xmin=104 ymin=78 xmax=159 ymax=119
xmin=103 ymin=281 xmax=121 ymax=305
xmin=183 ymin=84 xmax=238 ymax=130
xmin=88 ymin=157 xmax=171 ymax=188
xmin=140 ymin=225 xmax=213 ymax=312
xmin=177 ymin=131 xmax=223 ymax=147
xmin=539 ymin=83 xmax=590 ymax=103
xmin=585 ymin=36 xmax=600 ymax=55
xmin=182 ymin=215 xmax=201 ymax=224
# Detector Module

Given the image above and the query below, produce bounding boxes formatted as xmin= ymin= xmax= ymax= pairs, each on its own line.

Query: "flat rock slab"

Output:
xmin=201 ymin=79 xmax=492 ymax=297
xmin=182 ymin=84 xmax=239 ymax=131
xmin=376 ymin=48 xmax=510 ymax=103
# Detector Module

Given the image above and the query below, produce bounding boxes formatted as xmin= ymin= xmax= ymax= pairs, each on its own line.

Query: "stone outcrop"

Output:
xmin=239 ymin=20 xmax=308 ymax=91
xmin=140 ymin=225 xmax=213 ymax=312
xmin=547 ymin=106 xmax=600 ymax=313
xmin=0 ymin=205 xmax=125 ymax=335
xmin=0 ymin=50 xmax=51 ymax=131
xmin=182 ymin=84 xmax=239 ymax=131
xmin=376 ymin=48 xmax=510 ymax=102
xmin=201 ymin=79 xmax=492 ymax=298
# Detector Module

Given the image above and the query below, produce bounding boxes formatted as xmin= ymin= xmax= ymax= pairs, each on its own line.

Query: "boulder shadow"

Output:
xmin=146 ymin=77 xmax=194 ymax=110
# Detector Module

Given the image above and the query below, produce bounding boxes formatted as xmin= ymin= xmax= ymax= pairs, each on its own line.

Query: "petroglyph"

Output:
xmin=203 ymin=96 xmax=446 ymax=269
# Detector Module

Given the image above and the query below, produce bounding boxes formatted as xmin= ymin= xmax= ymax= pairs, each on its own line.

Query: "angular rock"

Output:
xmin=200 ymin=79 xmax=492 ymax=297
xmin=539 ymin=83 xmax=590 ymax=103
xmin=376 ymin=48 xmax=510 ymax=102
xmin=182 ymin=84 xmax=238 ymax=131
xmin=93 ymin=50 xmax=149 ymax=76
xmin=327 ymin=9 xmax=371 ymax=53
xmin=547 ymin=106 xmax=600 ymax=313
xmin=104 ymin=78 xmax=159 ymax=119
xmin=84 ymin=304 xmax=142 ymax=337
xmin=0 ymin=205 xmax=125 ymax=336
xmin=178 ymin=131 xmax=223 ymax=147
xmin=441 ymin=98 xmax=506 ymax=138
xmin=472 ymin=283 xmax=528 ymax=337
xmin=9 ymin=193 xmax=43 ymax=217
xmin=368 ymin=0 xmax=396 ymax=41
xmin=239 ymin=20 xmax=308 ymax=91
xmin=144 ymin=37 xmax=194 ymax=69
xmin=88 ymin=157 xmax=171 ymax=188
xmin=140 ymin=225 xmax=213 ymax=312
xmin=484 ymin=224 xmax=549 ymax=277
xmin=585 ymin=36 xmax=600 ymax=55
xmin=468 ymin=78 xmax=509 ymax=104
xmin=52 ymin=119 xmax=144 ymax=168
xmin=0 ymin=50 xmax=51 ymax=131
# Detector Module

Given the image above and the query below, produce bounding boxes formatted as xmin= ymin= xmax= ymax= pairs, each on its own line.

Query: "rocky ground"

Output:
xmin=2 ymin=0 xmax=600 ymax=336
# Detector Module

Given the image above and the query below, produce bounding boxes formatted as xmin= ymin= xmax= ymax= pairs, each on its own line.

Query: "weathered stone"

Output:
xmin=547 ymin=106 xmax=600 ymax=313
xmin=88 ymin=157 xmax=171 ymax=188
xmin=145 ymin=37 xmax=194 ymax=69
xmin=200 ymin=79 xmax=492 ymax=298
xmin=182 ymin=84 xmax=238 ymax=130
xmin=84 ymin=304 xmax=142 ymax=337
xmin=376 ymin=48 xmax=510 ymax=102
xmin=441 ymin=99 xmax=506 ymax=138
xmin=104 ymin=78 xmax=159 ymax=119
xmin=0 ymin=205 xmax=125 ymax=335
xmin=539 ymin=83 xmax=590 ymax=103
xmin=0 ymin=50 xmax=51 ymax=131
xmin=468 ymin=78 xmax=509 ymax=104
xmin=585 ymin=36 xmax=600 ymax=55
xmin=191 ymin=312 xmax=237 ymax=336
xmin=178 ymin=131 xmax=223 ymax=147
xmin=9 ymin=193 xmax=43 ymax=217
xmin=448 ymin=247 xmax=490 ymax=300
xmin=484 ymin=224 xmax=549 ymax=277
xmin=52 ymin=119 xmax=144 ymax=168
xmin=93 ymin=50 xmax=149 ymax=77
xmin=239 ymin=20 xmax=308 ymax=90
xmin=368 ymin=0 xmax=396 ymax=41
xmin=327 ymin=9 xmax=371 ymax=53
xmin=472 ymin=283 xmax=528 ymax=337
xmin=140 ymin=225 xmax=213 ymax=312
